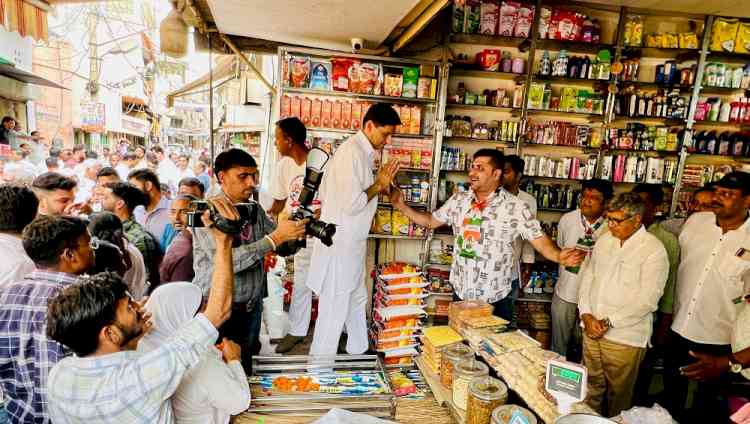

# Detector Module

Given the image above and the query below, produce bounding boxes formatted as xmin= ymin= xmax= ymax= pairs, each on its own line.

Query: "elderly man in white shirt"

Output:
xmin=663 ymin=171 xmax=750 ymax=424
xmin=307 ymin=104 xmax=401 ymax=356
xmin=552 ymin=178 xmax=613 ymax=357
xmin=0 ymin=185 xmax=38 ymax=288
xmin=578 ymin=192 xmax=669 ymax=417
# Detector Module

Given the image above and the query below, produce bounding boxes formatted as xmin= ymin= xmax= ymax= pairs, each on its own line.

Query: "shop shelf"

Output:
xmin=446 ymin=103 xmax=520 ymax=113
xmin=444 ymin=137 xmax=515 ymax=145
xmin=526 ymin=175 xmax=589 ymax=183
xmin=617 ymin=81 xmax=694 ymax=92
xmin=450 ymin=68 xmax=526 ymax=80
xmin=600 ymin=147 xmax=680 ymax=155
xmin=535 ymin=39 xmax=615 ymax=54
xmin=707 ymin=50 xmax=750 ymax=62
xmin=440 ymin=168 xmax=468 ymax=173
xmin=612 ymin=115 xmax=686 ymax=126
xmin=699 ymin=85 xmax=749 ymax=94
xmin=449 ymin=33 xmax=529 ymax=48
xmin=533 ymin=74 xmax=609 ymax=84
xmin=527 ymin=109 xmax=605 ymax=119
xmin=283 ymin=86 xmax=438 ymax=104
xmin=368 ymin=234 xmax=428 ymax=240
xmin=621 ymin=46 xmax=701 ymax=59
xmin=399 ymin=167 xmax=432 ymax=174
xmin=307 ymin=127 xmax=356 ymax=135
xmin=691 ymin=120 xmax=747 ymax=128
xmin=686 ymin=152 xmax=750 ymax=162
xmin=521 ymin=142 xmax=594 ymax=150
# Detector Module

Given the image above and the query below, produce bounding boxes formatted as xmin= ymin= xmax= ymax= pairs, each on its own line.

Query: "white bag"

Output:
xmin=311 ymin=409 xmax=397 ymax=424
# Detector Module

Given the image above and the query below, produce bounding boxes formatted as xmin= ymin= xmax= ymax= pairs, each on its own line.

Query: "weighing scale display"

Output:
xmin=547 ymin=363 xmax=584 ymax=399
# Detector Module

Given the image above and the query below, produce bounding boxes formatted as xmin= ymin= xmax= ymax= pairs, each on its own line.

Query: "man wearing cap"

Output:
xmin=664 ymin=171 xmax=750 ymax=424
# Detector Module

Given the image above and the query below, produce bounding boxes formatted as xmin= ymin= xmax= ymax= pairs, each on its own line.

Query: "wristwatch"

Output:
xmin=729 ymin=353 xmax=744 ymax=374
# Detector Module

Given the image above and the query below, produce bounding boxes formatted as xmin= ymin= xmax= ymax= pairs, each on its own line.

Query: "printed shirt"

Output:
xmin=578 ymin=227 xmax=669 ymax=348
xmin=672 ymin=212 xmax=750 ymax=345
xmin=192 ymin=198 xmax=276 ymax=305
xmin=433 ymin=188 xmax=544 ymax=303
xmin=123 ymin=218 xmax=162 ymax=287
xmin=47 ymin=314 xmax=218 ymax=424
xmin=511 ymin=189 xmax=538 ymax=281
xmin=0 ymin=270 xmax=77 ymax=423
xmin=555 ymin=210 xmax=608 ymax=303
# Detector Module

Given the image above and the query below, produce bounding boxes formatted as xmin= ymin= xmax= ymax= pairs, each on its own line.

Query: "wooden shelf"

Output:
xmin=621 ymin=46 xmax=701 ymax=59
xmin=450 ymin=68 xmax=525 ymax=80
xmin=699 ymin=86 xmax=749 ymax=94
xmin=612 ymin=115 xmax=686 ymax=126
xmin=527 ymin=109 xmax=605 ymax=119
xmin=450 ymin=33 xmax=528 ymax=48
xmin=533 ymin=75 xmax=609 ymax=84
xmin=283 ymin=86 xmax=438 ymax=104
xmin=444 ymin=137 xmax=515 ymax=146
xmin=617 ymin=81 xmax=694 ymax=92
xmin=446 ymin=103 xmax=520 ymax=113
xmin=601 ymin=147 xmax=680 ymax=155
xmin=707 ymin=50 xmax=750 ymax=62
xmin=526 ymin=175 xmax=589 ymax=183
xmin=535 ymin=39 xmax=615 ymax=54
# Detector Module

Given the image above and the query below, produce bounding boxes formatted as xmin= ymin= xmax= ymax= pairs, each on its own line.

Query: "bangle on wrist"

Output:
xmin=265 ymin=234 xmax=277 ymax=251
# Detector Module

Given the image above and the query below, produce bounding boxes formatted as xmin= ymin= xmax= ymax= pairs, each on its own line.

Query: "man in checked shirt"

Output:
xmin=0 ymin=215 xmax=96 ymax=423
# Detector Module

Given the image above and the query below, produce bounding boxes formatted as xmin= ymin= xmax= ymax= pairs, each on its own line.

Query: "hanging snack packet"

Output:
xmin=480 ymin=0 xmax=499 ymax=35
xmin=402 ymin=67 xmax=420 ymax=98
xmin=309 ymin=60 xmax=332 ymax=90
xmin=465 ymin=0 xmax=481 ymax=34
xmin=331 ymin=58 xmax=356 ymax=91
xmin=498 ymin=1 xmax=519 ymax=37
xmin=289 ymin=56 xmax=311 ymax=88
xmin=711 ymin=18 xmax=739 ymax=52
xmin=735 ymin=22 xmax=750 ymax=53
xmin=514 ymin=4 xmax=535 ymax=38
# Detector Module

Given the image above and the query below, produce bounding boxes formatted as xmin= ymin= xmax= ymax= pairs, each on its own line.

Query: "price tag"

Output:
xmin=545 ymin=359 xmax=588 ymax=415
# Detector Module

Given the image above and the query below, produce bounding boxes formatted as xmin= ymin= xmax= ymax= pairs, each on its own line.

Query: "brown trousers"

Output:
xmin=583 ymin=334 xmax=647 ymax=417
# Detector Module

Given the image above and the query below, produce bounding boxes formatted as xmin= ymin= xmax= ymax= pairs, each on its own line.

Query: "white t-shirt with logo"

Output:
xmin=269 ymin=156 xmax=321 ymax=257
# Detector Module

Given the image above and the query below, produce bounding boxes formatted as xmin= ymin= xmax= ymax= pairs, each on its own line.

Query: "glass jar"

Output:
xmin=467 ymin=376 xmax=507 ymax=424
xmin=491 ymin=405 xmax=537 ymax=424
xmin=440 ymin=343 xmax=473 ymax=388
xmin=452 ymin=359 xmax=488 ymax=410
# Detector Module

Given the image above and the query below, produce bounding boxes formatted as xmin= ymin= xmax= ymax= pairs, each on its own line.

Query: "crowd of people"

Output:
xmin=0 ymin=103 xmax=748 ymax=424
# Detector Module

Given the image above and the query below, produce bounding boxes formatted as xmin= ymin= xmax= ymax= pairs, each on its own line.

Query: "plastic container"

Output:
xmin=452 ymin=359 xmax=489 ymax=410
xmin=467 ymin=376 xmax=508 ymax=424
xmin=441 ymin=343 xmax=474 ymax=388
xmin=492 ymin=405 xmax=538 ymax=424
xmin=553 ymin=414 xmax=617 ymax=424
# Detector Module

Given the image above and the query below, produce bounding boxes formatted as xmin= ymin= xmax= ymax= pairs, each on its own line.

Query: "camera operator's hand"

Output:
xmin=375 ymin=158 xmax=400 ymax=194
xmin=269 ymin=216 xmax=308 ymax=246
xmin=204 ymin=197 xmax=239 ymax=243
xmin=389 ymin=186 xmax=406 ymax=209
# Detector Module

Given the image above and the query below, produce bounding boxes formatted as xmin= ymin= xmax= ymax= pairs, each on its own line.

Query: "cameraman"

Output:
xmin=307 ymin=103 xmax=401 ymax=356
xmin=192 ymin=148 xmax=305 ymax=368
xmin=268 ymin=117 xmax=317 ymax=354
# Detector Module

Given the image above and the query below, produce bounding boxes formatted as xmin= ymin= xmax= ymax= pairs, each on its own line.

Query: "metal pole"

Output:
xmin=208 ymin=34 xmax=215 ymax=166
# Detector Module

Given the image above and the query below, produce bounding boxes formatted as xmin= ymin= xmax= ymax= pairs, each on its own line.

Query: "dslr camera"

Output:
xmin=275 ymin=147 xmax=336 ymax=256
xmin=186 ymin=200 xmax=259 ymax=234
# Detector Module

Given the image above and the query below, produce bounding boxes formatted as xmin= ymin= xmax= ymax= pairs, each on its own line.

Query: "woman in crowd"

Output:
xmin=138 ymin=283 xmax=251 ymax=424
xmin=88 ymin=211 xmax=148 ymax=300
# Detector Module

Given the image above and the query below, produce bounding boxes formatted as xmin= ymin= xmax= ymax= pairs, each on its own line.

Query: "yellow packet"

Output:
xmin=375 ymin=207 xmax=392 ymax=234
xmin=391 ymin=210 xmax=410 ymax=236
xmin=679 ymin=32 xmax=699 ymax=49
xmin=711 ymin=18 xmax=739 ymax=52
xmin=662 ymin=33 xmax=679 ymax=49
xmin=735 ymin=22 xmax=750 ymax=53
xmin=645 ymin=33 xmax=662 ymax=48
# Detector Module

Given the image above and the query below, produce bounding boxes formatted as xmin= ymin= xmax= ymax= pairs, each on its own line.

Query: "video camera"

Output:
xmin=186 ymin=200 xmax=258 ymax=235
xmin=275 ymin=147 xmax=336 ymax=257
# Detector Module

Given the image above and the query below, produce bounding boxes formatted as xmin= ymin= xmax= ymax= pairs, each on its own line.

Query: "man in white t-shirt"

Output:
xmin=268 ymin=117 xmax=317 ymax=354
xmin=502 ymin=155 xmax=537 ymax=312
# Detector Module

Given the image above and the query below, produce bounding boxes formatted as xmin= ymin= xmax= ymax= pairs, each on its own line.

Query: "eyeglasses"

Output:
xmin=607 ymin=215 xmax=636 ymax=227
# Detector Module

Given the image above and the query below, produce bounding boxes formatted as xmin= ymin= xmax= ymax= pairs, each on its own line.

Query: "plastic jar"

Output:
xmin=467 ymin=376 xmax=507 ymax=424
xmin=452 ymin=359 xmax=488 ymax=410
xmin=492 ymin=405 xmax=538 ymax=424
xmin=440 ymin=343 xmax=473 ymax=388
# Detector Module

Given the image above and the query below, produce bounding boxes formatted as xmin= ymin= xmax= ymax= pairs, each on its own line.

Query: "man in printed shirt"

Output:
xmin=578 ymin=192 xmax=669 ymax=417
xmin=664 ymin=172 xmax=750 ymax=424
xmin=390 ymin=149 xmax=584 ymax=321
xmin=0 ymin=215 xmax=95 ymax=423
xmin=45 ymin=199 xmax=238 ymax=423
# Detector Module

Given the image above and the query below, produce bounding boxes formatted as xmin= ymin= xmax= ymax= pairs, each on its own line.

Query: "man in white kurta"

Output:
xmin=307 ymin=104 xmax=401 ymax=356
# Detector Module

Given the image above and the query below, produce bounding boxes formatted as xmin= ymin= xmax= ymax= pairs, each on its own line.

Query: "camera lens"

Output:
xmin=308 ymin=220 xmax=336 ymax=246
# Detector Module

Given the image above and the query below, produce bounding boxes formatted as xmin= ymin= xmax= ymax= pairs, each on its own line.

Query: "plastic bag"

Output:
xmin=312 ymin=409 xmax=398 ymax=424
xmin=616 ymin=403 xmax=677 ymax=424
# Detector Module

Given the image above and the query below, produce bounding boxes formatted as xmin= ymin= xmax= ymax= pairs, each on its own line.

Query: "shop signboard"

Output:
xmin=121 ymin=115 xmax=148 ymax=137
xmin=81 ymin=103 xmax=106 ymax=133
xmin=0 ymin=26 xmax=33 ymax=72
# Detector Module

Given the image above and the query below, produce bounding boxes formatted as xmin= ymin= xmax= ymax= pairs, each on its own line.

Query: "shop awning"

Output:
xmin=0 ymin=63 xmax=65 ymax=89
xmin=166 ymin=54 xmax=236 ymax=107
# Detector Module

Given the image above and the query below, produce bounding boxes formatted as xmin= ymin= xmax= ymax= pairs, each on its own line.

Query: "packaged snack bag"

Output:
xmin=679 ymin=32 xmax=699 ymax=49
xmin=322 ymin=99 xmax=332 ymax=127
xmin=375 ymin=207 xmax=392 ymax=234
xmin=402 ymin=67 xmax=420 ymax=98
xmin=480 ymin=0 xmax=499 ymax=35
xmin=280 ymin=95 xmax=291 ymax=118
xmin=465 ymin=0 xmax=481 ymax=33
xmin=311 ymin=98 xmax=322 ymax=127
xmin=498 ymin=1 xmax=519 ymax=37
xmin=351 ymin=102 xmax=363 ymax=130
xmin=452 ymin=0 xmax=466 ymax=33
xmin=514 ymin=4 xmax=535 ymax=38
xmin=392 ymin=210 xmax=411 ymax=236
xmin=309 ymin=60 xmax=332 ymax=90
xmin=291 ymin=96 xmax=301 ymax=118
xmin=358 ymin=63 xmax=382 ymax=95
xmin=341 ymin=101 xmax=352 ymax=129
xmin=735 ymin=22 xmax=750 ymax=53
xmin=410 ymin=105 xmax=422 ymax=135
xmin=289 ymin=56 xmax=311 ymax=88
xmin=332 ymin=101 xmax=342 ymax=128
xmin=384 ymin=72 xmax=404 ymax=97
xmin=710 ymin=18 xmax=739 ymax=52
xmin=331 ymin=58 xmax=356 ymax=91
xmin=300 ymin=97 xmax=312 ymax=126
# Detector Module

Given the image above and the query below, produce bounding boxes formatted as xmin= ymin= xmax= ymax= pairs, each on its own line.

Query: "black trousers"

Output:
xmin=217 ymin=301 xmax=263 ymax=372
xmin=662 ymin=330 xmax=733 ymax=424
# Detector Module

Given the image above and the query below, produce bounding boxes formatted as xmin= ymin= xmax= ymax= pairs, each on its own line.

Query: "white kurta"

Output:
xmin=307 ymin=131 xmax=378 ymax=356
